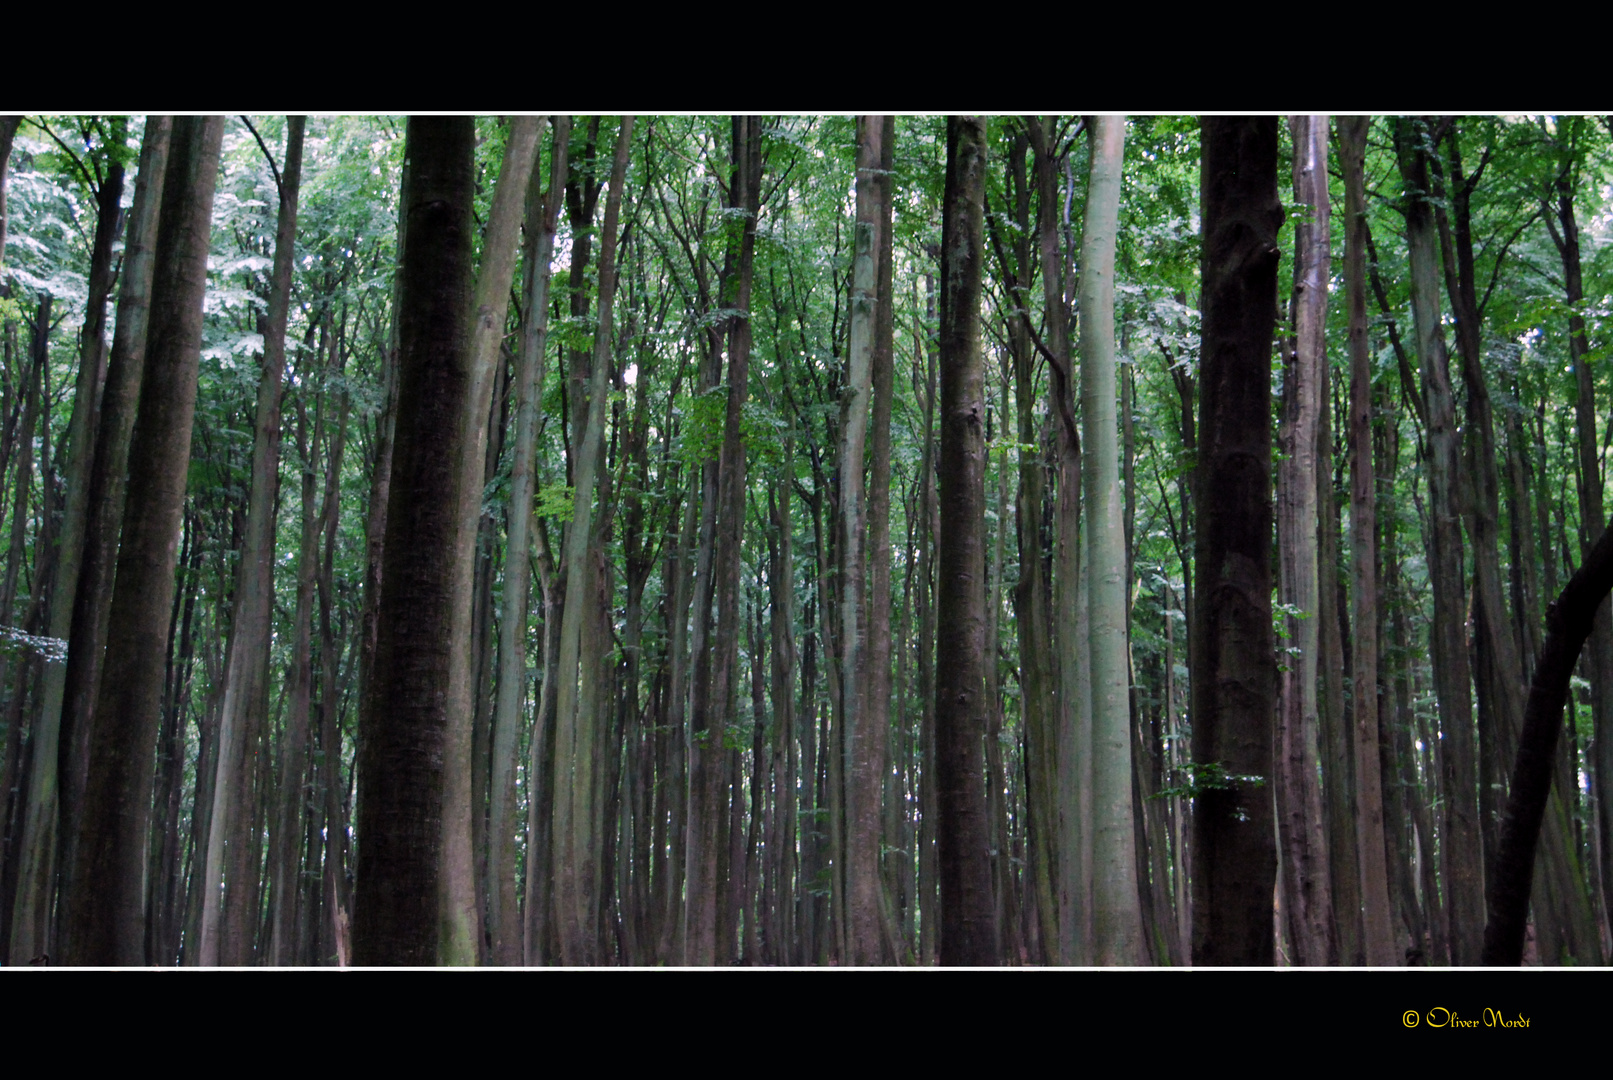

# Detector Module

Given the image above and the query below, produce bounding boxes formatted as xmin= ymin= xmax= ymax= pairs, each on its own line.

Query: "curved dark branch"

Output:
xmin=240 ymin=115 xmax=284 ymax=203
xmin=1483 ymin=522 xmax=1613 ymax=963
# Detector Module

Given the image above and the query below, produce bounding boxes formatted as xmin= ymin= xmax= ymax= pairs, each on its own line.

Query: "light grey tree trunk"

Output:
xmin=1078 ymin=114 xmax=1143 ymax=966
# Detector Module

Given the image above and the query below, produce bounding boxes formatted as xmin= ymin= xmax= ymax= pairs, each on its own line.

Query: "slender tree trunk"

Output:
xmin=934 ymin=116 xmax=998 ymax=966
xmin=1394 ymin=116 xmax=1484 ymax=964
xmin=60 ymin=116 xmax=224 ymax=965
xmin=1275 ymin=114 xmax=1337 ymax=967
xmin=431 ymin=115 xmax=540 ymax=966
xmin=197 ymin=116 xmax=304 ymax=967
xmin=1017 ymin=118 xmax=1060 ymax=965
xmin=1078 ymin=114 xmax=1143 ymax=965
xmin=489 ymin=116 xmax=567 ymax=966
xmin=1028 ymin=120 xmax=1088 ymax=966
xmin=914 ymin=279 xmax=941 ymax=964
xmin=8 ymin=114 xmax=131 ymax=965
xmin=552 ymin=118 xmax=633 ymax=966
xmin=1192 ymin=116 xmax=1280 ymax=967
xmin=839 ymin=115 xmax=884 ymax=965
xmin=53 ymin=119 xmax=173 ymax=961
xmin=269 ymin=381 xmax=324 ymax=964
xmin=1338 ymin=115 xmax=1397 ymax=966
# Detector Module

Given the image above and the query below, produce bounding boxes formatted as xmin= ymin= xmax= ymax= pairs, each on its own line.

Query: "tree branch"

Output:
xmin=240 ymin=115 xmax=284 ymax=203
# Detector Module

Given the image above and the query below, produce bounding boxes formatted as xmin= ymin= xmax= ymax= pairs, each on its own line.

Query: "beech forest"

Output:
xmin=0 ymin=114 xmax=1610 ymax=967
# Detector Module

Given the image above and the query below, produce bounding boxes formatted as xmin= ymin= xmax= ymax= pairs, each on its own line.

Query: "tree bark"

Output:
xmin=1077 ymin=114 xmax=1143 ymax=965
xmin=488 ymin=116 xmax=568 ymax=966
xmin=352 ymin=117 xmax=477 ymax=966
xmin=1191 ymin=115 xmax=1280 ymax=967
xmin=1483 ymin=521 xmax=1613 ymax=964
xmin=934 ymin=116 xmax=998 ymax=966
xmin=1393 ymin=116 xmax=1484 ymax=964
xmin=1544 ymin=133 xmax=1613 ymax=933
xmin=1275 ymin=114 xmax=1337 ymax=967
xmin=198 ymin=115 xmax=304 ymax=967
xmin=52 ymin=118 xmax=172 ymax=961
xmin=1338 ymin=115 xmax=1397 ymax=966
xmin=552 ymin=117 xmax=633 ymax=966
xmin=59 ymin=116 xmax=223 ymax=965
xmin=840 ymin=115 xmax=884 ymax=965
xmin=7 ymin=114 xmax=129 ymax=965
xmin=439 ymin=115 xmax=541 ymax=966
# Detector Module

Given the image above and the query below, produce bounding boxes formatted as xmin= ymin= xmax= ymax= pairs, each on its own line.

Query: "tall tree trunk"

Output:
xmin=439 ymin=115 xmax=541 ymax=966
xmin=1079 ymin=114 xmax=1143 ymax=965
xmin=59 ymin=116 xmax=224 ymax=965
xmin=552 ymin=118 xmax=633 ymax=966
xmin=269 ymin=380 xmax=323 ymax=964
xmin=489 ymin=116 xmax=568 ymax=966
xmin=1394 ymin=116 xmax=1484 ymax=964
xmin=1338 ymin=115 xmax=1397 ymax=966
xmin=1192 ymin=116 xmax=1280 ymax=967
xmin=8 ymin=113 xmax=130 ymax=965
xmin=914 ymin=277 xmax=941 ymax=964
xmin=1545 ymin=139 xmax=1613 ymax=932
xmin=53 ymin=118 xmax=173 ymax=961
xmin=865 ymin=113 xmax=900 ymax=964
xmin=352 ymin=117 xmax=477 ymax=966
xmin=840 ymin=115 xmax=884 ymax=965
xmin=198 ymin=115 xmax=304 ymax=967
xmin=1016 ymin=118 xmax=1060 ymax=965
xmin=1028 ymin=120 xmax=1088 ymax=966
xmin=934 ymin=115 xmax=998 ymax=966
xmin=1275 ymin=114 xmax=1337 ymax=967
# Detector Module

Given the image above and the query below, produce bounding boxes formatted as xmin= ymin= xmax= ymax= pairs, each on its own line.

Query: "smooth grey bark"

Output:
xmin=1078 ymin=114 xmax=1144 ymax=965
xmin=59 ymin=116 xmax=224 ymax=965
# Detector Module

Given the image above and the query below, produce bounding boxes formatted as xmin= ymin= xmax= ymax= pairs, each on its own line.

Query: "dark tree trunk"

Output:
xmin=1191 ymin=116 xmax=1280 ymax=967
xmin=53 ymin=118 xmax=173 ymax=960
xmin=59 ymin=116 xmax=224 ymax=965
xmin=934 ymin=116 xmax=998 ymax=966
xmin=352 ymin=117 xmax=477 ymax=966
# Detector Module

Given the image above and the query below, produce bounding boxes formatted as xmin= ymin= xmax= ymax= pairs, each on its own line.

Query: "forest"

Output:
xmin=0 ymin=113 xmax=1609 ymax=967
